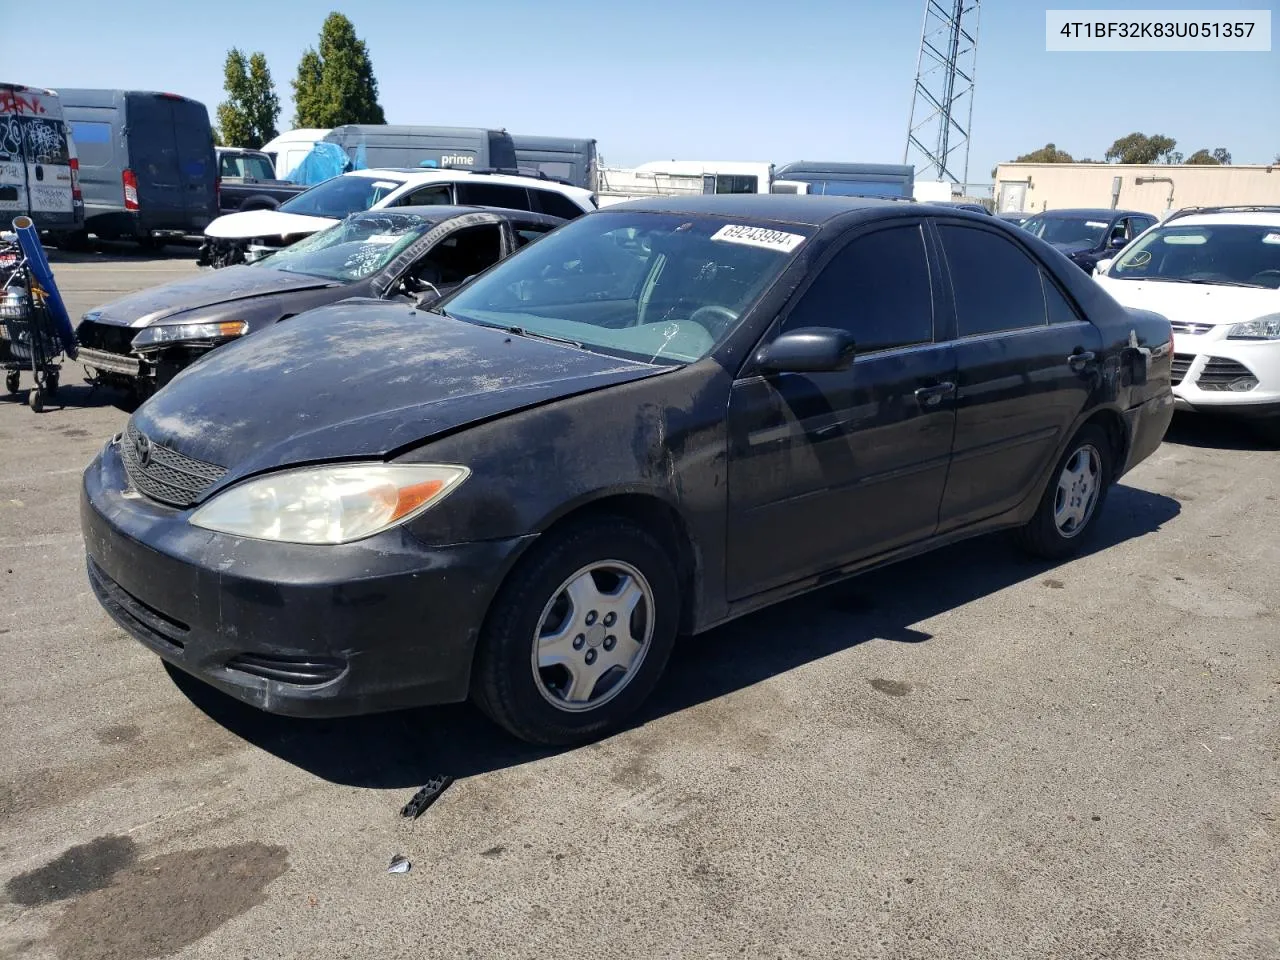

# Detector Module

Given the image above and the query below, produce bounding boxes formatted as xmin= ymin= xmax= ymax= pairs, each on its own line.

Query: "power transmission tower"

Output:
xmin=903 ymin=0 xmax=982 ymax=185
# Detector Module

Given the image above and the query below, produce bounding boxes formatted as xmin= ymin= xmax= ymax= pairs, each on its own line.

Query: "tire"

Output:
xmin=1015 ymin=424 xmax=1113 ymax=560
xmin=471 ymin=516 xmax=680 ymax=746
xmin=4 ymin=371 xmax=18 ymax=395
xmin=55 ymin=231 xmax=91 ymax=252
xmin=27 ymin=388 xmax=43 ymax=413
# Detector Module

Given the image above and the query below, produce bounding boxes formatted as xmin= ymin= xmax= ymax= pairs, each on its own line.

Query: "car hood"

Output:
xmin=131 ymin=300 xmax=668 ymax=485
xmin=79 ymin=266 xmax=342 ymax=328
xmin=1095 ymin=276 xmax=1280 ymax=325
xmin=204 ymin=209 xmax=338 ymax=240
xmin=1050 ymin=240 xmax=1095 ymax=255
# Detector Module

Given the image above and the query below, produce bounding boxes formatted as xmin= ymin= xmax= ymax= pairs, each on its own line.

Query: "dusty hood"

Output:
xmin=204 ymin=209 xmax=337 ymax=240
xmin=78 ymin=266 xmax=342 ymax=329
xmin=131 ymin=300 xmax=667 ymax=487
xmin=1096 ymin=276 xmax=1280 ymax=326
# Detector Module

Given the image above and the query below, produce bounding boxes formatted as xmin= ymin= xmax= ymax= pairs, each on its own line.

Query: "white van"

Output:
xmin=260 ymin=128 xmax=331 ymax=182
xmin=0 ymin=83 xmax=84 ymax=241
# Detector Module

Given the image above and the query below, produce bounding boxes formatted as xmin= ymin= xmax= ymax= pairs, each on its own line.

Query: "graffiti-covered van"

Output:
xmin=0 ymin=83 xmax=84 ymax=241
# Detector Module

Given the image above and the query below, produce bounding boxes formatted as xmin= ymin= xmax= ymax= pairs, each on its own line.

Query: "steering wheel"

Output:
xmin=687 ymin=304 xmax=740 ymax=335
xmin=1248 ymin=269 xmax=1280 ymax=288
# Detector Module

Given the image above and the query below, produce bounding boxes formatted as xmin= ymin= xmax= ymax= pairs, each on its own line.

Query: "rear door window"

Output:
xmin=531 ymin=189 xmax=585 ymax=220
xmin=937 ymin=224 xmax=1048 ymax=336
xmin=455 ymin=182 xmax=532 ymax=211
xmin=68 ymin=120 xmax=113 ymax=168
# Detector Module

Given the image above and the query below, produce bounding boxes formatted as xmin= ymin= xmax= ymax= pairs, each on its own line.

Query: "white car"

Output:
xmin=1093 ymin=207 xmax=1280 ymax=437
xmin=198 ymin=168 xmax=595 ymax=267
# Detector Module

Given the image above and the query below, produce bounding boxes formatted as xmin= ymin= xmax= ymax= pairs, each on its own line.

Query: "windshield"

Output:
xmin=221 ymin=153 xmax=275 ymax=180
xmin=278 ymin=174 xmax=405 ymax=218
xmin=1109 ymin=223 xmax=1280 ymax=288
xmin=441 ymin=211 xmax=811 ymax=364
xmin=257 ymin=212 xmax=430 ymax=281
xmin=1022 ymin=214 xmax=1109 ymax=247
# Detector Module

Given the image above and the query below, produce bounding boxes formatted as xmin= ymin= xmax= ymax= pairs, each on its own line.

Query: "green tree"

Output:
xmin=1104 ymin=133 xmax=1178 ymax=165
xmin=1212 ymin=147 xmax=1231 ymax=165
xmin=291 ymin=13 xmax=385 ymax=127
xmin=1186 ymin=149 xmax=1219 ymax=165
xmin=1014 ymin=143 xmax=1075 ymax=163
xmin=215 ymin=49 xmax=280 ymax=149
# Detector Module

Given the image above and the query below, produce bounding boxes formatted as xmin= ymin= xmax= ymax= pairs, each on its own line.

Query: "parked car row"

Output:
xmin=197 ymin=167 xmax=595 ymax=267
xmin=79 ymin=195 xmax=1177 ymax=746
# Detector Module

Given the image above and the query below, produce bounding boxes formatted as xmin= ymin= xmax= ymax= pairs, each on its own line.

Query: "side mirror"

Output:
xmin=1110 ymin=235 xmax=1128 ymax=249
xmin=1094 ymin=258 xmax=1115 ymax=276
xmin=755 ymin=327 xmax=856 ymax=375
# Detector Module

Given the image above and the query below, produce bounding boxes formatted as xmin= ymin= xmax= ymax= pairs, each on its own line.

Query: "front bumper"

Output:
xmin=81 ymin=438 xmax=532 ymax=716
xmin=1170 ymin=333 xmax=1280 ymax=419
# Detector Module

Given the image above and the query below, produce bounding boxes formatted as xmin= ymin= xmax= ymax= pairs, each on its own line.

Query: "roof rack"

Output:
xmin=1163 ymin=204 xmax=1280 ymax=222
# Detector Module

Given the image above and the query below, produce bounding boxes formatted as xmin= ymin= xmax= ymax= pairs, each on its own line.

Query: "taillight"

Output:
xmin=69 ymin=157 xmax=82 ymax=203
xmin=123 ymin=169 xmax=139 ymax=211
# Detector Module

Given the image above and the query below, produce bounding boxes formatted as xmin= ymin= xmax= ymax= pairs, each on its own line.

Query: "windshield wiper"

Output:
xmin=501 ymin=325 xmax=584 ymax=349
xmin=1126 ymin=277 xmax=1267 ymax=288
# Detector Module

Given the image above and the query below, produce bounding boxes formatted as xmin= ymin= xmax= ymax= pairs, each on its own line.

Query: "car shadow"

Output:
xmin=1163 ymin=411 xmax=1279 ymax=451
xmin=0 ymin=380 xmax=123 ymax=412
xmin=45 ymin=239 xmax=199 ymax=265
xmin=169 ymin=483 xmax=1181 ymax=792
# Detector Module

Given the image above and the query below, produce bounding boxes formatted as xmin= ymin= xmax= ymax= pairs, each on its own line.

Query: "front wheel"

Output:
xmin=471 ymin=517 xmax=680 ymax=746
xmin=1015 ymin=424 xmax=1113 ymax=560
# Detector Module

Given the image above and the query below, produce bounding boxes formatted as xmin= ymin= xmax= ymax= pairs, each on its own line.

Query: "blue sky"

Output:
xmin=8 ymin=0 xmax=1278 ymax=180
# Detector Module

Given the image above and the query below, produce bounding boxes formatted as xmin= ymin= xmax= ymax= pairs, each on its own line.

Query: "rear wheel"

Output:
xmin=1015 ymin=425 xmax=1113 ymax=560
xmin=471 ymin=517 xmax=680 ymax=746
xmin=4 ymin=371 xmax=18 ymax=394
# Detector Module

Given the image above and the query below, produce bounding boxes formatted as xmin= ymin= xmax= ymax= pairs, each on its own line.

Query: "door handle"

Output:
xmin=1067 ymin=350 xmax=1097 ymax=370
xmin=914 ymin=382 xmax=956 ymax=407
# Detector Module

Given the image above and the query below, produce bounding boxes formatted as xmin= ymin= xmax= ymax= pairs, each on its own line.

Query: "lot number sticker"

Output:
xmin=711 ymin=224 xmax=805 ymax=253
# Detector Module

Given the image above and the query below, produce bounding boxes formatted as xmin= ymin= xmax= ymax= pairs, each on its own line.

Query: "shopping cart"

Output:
xmin=0 ymin=217 xmax=77 ymax=413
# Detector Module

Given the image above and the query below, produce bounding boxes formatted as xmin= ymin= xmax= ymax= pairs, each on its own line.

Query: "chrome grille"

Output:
xmin=1170 ymin=354 xmax=1194 ymax=386
xmin=120 ymin=420 xmax=227 ymax=507
xmin=1169 ymin=321 xmax=1215 ymax=336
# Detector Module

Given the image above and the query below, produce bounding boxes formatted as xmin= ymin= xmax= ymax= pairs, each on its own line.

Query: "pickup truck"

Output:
xmin=216 ymin=147 xmax=308 ymax=215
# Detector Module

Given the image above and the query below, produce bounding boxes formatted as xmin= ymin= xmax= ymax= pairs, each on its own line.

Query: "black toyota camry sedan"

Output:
xmin=81 ymin=195 xmax=1175 ymax=745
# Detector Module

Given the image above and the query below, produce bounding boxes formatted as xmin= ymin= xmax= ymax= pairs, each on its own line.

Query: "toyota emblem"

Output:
xmin=134 ymin=432 xmax=152 ymax=468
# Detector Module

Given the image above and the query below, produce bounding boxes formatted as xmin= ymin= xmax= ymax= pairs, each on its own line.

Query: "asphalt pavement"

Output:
xmin=0 ymin=251 xmax=1277 ymax=960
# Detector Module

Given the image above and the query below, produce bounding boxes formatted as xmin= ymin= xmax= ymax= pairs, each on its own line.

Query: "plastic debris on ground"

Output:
xmin=400 ymin=776 xmax=455 ymax=820
xmin=387 ymin=855 xmax=411 ymax=874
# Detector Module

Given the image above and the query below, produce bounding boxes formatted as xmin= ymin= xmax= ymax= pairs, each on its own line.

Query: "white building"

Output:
xmin=993 ymin=162 xmax=1280 ymax=216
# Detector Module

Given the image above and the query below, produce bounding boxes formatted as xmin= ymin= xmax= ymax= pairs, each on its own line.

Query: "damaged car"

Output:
xmin=198 ymin=167 xmax=595 ymax=267
xmin=75 ymin=206 xmax=564 ymax=400
xmin=82 ymin=196 xmax=1173 ymax=746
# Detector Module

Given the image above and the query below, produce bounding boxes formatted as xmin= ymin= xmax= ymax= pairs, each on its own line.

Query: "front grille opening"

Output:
xmin=120 ymin=420 xmax=227 ymax=507
xmin=1170 ymin=353 xmax=1194 ymax=386
xmin=1196 ymin=356 xmax=1257 ymax=392
xmin=76 ymin=321 xmax=137 ymax=355
xmin=87 ymin=558 xmax=189 ymax=652
xmin=224 ymin=653 xmax=347 ymax=687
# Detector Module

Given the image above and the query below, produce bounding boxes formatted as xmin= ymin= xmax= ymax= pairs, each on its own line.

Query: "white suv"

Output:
xmin=1094 ymin=207 xmax=1280 ymax=437
xmin=199 ymin=168 xmax=595 ymax=266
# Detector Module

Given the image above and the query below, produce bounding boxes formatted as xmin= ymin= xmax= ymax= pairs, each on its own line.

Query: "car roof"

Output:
xmin=345 ymin=167 xmax=592 ymax=197
xmin=1162 ymin=211 xmax=1280 ymax=227
xmin=1031 ymin=208 xmax=1145 ymax=219
xmin=604 ymin=194 xmax=919 ymax=226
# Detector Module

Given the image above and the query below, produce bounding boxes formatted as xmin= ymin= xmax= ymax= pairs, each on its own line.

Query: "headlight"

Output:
xmin=189 ymin=463 xmax=469 ymax=544
xmin=1226 ymin=314 xmax=1280 ymax=340
xmin=131 ymin=320 xmax=248 ymax=351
